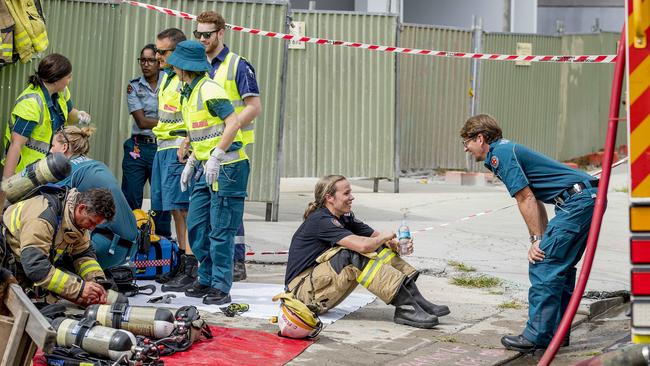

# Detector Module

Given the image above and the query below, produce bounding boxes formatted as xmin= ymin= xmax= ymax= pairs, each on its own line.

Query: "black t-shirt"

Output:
xmin=284 ymin=207 xmax=375 ymax=286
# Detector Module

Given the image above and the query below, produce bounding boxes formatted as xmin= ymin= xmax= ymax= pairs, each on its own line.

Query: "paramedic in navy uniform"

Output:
xmin=460 ymin=114 xmax=600 ymax=352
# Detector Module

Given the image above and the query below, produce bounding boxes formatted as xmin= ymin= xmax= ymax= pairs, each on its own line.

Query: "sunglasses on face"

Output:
xmin=154 ymin=48 xmax=174 ymax=55
xmin=56 ymin=126 xmax=70 ymax=146
xmin=138 ymin=57 xmax=158 ymax=65
xmin=193 ymin=29 xmax=218 ymax=40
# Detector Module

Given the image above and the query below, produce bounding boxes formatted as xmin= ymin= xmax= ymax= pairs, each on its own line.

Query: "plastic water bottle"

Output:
xmin=397 ymin=219 xmax=411 ymax=256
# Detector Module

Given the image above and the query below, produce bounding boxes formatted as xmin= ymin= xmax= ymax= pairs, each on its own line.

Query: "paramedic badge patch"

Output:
xmin=490 ymin=156 xmax=499 ymax=169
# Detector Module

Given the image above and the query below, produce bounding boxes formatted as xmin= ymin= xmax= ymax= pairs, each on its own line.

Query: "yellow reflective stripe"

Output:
xmin=357 ymin=259 xmax=377 ymax=286
xmin=361 ymin=260 xmax=384 ymax=288
xmin=53 ymin=249 xmax=64 ymax=262
xmin=47 ymin=268 xmax=69 ymax=294
xmin=382 ymin=252 xmax=396 ymax=264
xmin=79 ymin=260 xmax=102 ymax=278
xmin=10 ymin=202 xmax=25 ymax=232
xmin=356 ymin=248 xmax=395 ymax=288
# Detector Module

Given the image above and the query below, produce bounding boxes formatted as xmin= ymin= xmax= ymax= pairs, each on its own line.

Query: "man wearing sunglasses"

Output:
xmin=123 ymin=44 xmax=171 ymax=243
xmin=191 ymin=11 xmax=262 ymax=282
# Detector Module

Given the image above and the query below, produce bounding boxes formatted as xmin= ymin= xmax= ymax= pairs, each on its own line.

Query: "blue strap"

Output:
xmin=108 ymin=233 xmax=122 ymax=255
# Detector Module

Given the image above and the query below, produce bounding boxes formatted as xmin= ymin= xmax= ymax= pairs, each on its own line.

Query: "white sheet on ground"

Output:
xmin=128 ymin=281 xmax=376 ymax=325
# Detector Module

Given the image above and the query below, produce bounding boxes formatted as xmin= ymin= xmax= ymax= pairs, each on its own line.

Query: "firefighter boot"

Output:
xmin=156 ymin=253 xmax=186 ymax=284
xmin=161 ymin=255 xmax=198 ymax=292
xmin=405 ymin=277 xmax=450 ymax=317
xmin=233 ymin=261 xmax=247 ymax=282
xmin=391 ymin=282 xmax=439 ymax=329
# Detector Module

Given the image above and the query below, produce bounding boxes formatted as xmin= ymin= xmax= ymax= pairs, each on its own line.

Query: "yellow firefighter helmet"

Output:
xmin=272 ymin=292 xmax=322 ymax=339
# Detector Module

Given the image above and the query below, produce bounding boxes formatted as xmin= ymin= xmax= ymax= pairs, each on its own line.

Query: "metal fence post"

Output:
xmin=393 ymin=17 xmax=402 ymax=193
xmin=267 ymin=1 xmax=291 ymax=222
xmin=467 ymin=15 xmax=483 ymax=171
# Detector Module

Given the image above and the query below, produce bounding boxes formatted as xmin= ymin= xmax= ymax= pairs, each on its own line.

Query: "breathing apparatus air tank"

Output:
xmin=84 ymin=303 xmax=175 ymax=339
xmin=1 ymin=153 xmax=71 ymax=204
xmin=51 ymin=317 xmax=136 ymax=361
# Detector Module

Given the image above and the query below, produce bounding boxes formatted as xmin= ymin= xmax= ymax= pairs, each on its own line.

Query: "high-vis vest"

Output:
xmin=4 ymin=0 xmax=48 ymax=63
xmin=153 ymin=71 xmax=186 ymax=150
xmin=3 ymin=85 xmax=70 ymax=173
xmin=212 ymin=51 xmax=255 ymax=145
xmin=0 ymin=0 xmax=14 ymax=64
xmin=183 ymin=76 xmax=247 ymax=163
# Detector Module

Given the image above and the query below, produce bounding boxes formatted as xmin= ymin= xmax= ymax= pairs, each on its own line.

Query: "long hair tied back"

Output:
xmin=303 ymin=175 xmax=347 ymax=220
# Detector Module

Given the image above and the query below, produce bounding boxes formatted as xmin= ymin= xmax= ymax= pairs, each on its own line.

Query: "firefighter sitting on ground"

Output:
xmin=2 ymin=188 xmax=115 ymax=306
xmin=284 ymin=175 xmax=450 ymax=329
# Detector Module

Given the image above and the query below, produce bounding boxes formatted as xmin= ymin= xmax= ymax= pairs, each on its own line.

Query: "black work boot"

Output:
xmin=233 ymin=261 xmax=247 ymax=282
xmin=391 ymin=281 xmax=438 ymax=329
xmin=161 ymin=255 xmax=197 ymax=292
xmin=184 ymin=280 xmax=213 ymax=298
xmin=404 ymin=277 xmax=450 ymax=317
xmin=203 ymin=289 xmax=231 ymax=305
xmin=501 ymin=334 xmax=540 ymax=353
xmin=156 ymin=253 xmax=186 ymax=284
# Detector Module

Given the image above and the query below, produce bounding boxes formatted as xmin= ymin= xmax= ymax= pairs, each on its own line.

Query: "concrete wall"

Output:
xmin=538 ymin=7 xmax=624 ymax=34
xmin=402 ymin=0 xmax=505 ymax=31
xmin=290 ymin=0 xmax=355 ymax=11
xmin=511 ymin=0 xmax=537 ymax=33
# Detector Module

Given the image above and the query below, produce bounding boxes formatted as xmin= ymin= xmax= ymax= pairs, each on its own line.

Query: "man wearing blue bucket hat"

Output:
xmin=167 ymin=40 xmax=249 ymax=305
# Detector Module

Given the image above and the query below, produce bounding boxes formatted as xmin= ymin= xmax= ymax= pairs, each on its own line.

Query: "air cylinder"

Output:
xmin=84 ymin=304 xmax=175 ymax=339
xmin=52 ymin=317 xmax=136 ymax=361
xmin=2 ymin=153 xmax=70 ymax=204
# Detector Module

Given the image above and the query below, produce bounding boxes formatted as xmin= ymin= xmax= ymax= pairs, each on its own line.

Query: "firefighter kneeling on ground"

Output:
xmin=282 ymin=175 xmax=450 ymax=331
xmin=2 ymin=188 xmax=115 ymax=307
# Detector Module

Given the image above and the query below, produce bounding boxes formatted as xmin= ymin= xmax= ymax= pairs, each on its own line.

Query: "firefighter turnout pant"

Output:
xmin=288 ymin=246 xmax=417 ymax=314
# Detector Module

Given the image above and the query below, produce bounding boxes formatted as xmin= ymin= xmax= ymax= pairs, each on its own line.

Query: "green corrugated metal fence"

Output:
xmin=398 ymin=24 xmax=473 ymax=172
xmin=1 ymin=0 xmax=287 ymax=205
xmin=282 ymin=11 xmax=396 ymax=178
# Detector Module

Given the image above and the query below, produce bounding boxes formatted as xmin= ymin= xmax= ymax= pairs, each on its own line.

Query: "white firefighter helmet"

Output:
xmin=272 ymin=292 xmax=322 ymax=339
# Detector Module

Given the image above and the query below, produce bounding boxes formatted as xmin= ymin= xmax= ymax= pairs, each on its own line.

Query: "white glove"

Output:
xmin=204 ymin=147 xmax=225 ymax=186
xmin=78 ymin=110 xmax=91 ymax=124
xmin=180 ymin=155 xmax=197 ymax=192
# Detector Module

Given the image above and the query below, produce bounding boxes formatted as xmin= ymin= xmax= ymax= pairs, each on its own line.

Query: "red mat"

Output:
xmin=34 ymin=325 xmax=313 ymax=366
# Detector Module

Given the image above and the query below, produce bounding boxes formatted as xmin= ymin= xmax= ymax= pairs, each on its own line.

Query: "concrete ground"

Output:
xmin=190 ymin=163 xmax=632 ymax=365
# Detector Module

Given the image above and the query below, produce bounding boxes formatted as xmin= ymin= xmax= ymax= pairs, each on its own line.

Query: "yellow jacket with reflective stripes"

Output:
xmin=2 ymin=84 xmax=70 ymax=174
xmin=153 ymin=70 xmax=186 ymax=149
xmin=212 ymin=51 xmax=255 ymax=145
xmin=0 ymin=0 xmax=14 ymax=64
xmin=183 ymin=76 xmax=247 ymax=163
xmin=2 ymin=189 xmax=105 ymax=302
xmin=3 ymin=0 xmax=47 ymax=63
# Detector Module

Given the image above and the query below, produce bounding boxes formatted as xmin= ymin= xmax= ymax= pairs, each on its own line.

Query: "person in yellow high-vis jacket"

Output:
xmin=193 ymin=10 xmax=262 ymax=282
xmin=4 ymin=0 xmax=48 ymax=63
xmin=284 ymin=175 xmax=451 ymax=329
xmin=2 ymin=54 xmax=91 ymax=180
xmin=0 ymin=0 xmax=15 ymax=65
xmin=167 ymin=40 xmax=248 ymax=306
xmin=2 ymin=188 xmax=115 ymax=306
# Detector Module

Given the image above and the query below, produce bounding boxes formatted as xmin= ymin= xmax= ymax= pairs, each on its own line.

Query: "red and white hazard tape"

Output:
xmin=123 ymin=0 xmax=617 ymax=64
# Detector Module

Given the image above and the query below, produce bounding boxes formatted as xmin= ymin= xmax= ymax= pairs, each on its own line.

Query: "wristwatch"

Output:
xmin=529 ymin=235 xmax=543 ymax=243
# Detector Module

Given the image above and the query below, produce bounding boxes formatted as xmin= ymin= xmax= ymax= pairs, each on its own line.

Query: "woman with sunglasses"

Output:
xmin=50 ymin=125 xmax=138 ymax=270
xmin=166 ymin=40 xmax=248 ymax=305
xmin=122 ymin=43 xmax=172 ymax=240
xmin=2 ymin=54 xmax=91 ymax=180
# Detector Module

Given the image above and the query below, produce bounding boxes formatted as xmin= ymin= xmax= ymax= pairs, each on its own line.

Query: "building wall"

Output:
xmin=403 ymin=0 xmax=506 ymax=31
xmin=538 ymin=7 xmax=624 ymax=34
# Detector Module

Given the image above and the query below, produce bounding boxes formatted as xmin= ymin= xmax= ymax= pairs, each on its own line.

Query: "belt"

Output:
xmin=553 ymin=180 xmax=599 ymax=205
xmin=132 ymin=135 xmax=157 ymax=144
